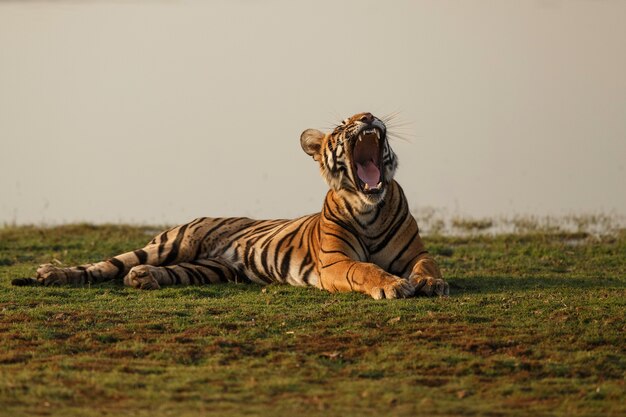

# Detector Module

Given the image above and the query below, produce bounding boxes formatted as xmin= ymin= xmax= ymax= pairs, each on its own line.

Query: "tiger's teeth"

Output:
xmin=375 ymin=130 xmax=380 ymax=139
xmin=362 ymin=182 xmax=383 ymax=191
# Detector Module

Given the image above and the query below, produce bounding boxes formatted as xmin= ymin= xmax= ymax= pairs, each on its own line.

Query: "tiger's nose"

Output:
xmin=359 ymin=113 xmax=374 ymax=124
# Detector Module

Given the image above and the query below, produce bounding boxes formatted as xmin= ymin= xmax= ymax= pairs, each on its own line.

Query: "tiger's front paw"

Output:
xmin=411 ymin=276 xmax=449 ymax=297
xmin=124 ymin=265 xmax=161 ymax=290
xmin=370 ymin=277 xmax=415 ymax=300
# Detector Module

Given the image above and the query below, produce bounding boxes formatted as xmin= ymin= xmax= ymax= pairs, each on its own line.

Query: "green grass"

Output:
xmin=0 ymin=224 xmax=624 ymax=416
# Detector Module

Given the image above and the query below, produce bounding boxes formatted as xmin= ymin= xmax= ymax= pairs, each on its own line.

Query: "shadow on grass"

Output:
xmin=8 ymin=275 xmax=624 ymax=298
xmin=6 ymin=279 xmax=287 ymax=298
xmin=448 ymin=275 xmax=625 ymax=294
xmin=157 ymin=282 xmax=268 ymax=298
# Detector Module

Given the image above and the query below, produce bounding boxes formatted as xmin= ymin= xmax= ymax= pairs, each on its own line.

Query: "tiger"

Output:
xmin=12 ymin=112 xmax=448 ymax=299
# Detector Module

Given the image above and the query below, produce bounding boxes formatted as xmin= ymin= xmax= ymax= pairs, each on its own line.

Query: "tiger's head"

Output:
xmin=301 ymin=112 xmax=398 ymax=206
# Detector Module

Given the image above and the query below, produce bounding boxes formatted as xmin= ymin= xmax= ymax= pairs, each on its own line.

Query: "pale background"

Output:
xmin=1 ymin=0 xmax=624 ymax=226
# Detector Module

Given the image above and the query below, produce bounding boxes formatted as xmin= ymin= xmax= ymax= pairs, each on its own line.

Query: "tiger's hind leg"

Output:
xmin=123 ymin=258 xmax=242 ymax=290
xmin=12 ymin=219 xmax=212 ymax=287
xmin=21 ymin=245 xmax=155 ymax=287
xmin=13 ymin=242 xmax=184 ymax=287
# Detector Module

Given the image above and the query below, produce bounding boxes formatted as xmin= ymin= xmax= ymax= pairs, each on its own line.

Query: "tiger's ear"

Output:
xmin=300 ymin=129 xmax=325 ymax=161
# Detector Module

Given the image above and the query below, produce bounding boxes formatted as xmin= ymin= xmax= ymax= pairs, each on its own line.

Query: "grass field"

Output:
xmin=0 ymin=224 xmax=624 ymax=416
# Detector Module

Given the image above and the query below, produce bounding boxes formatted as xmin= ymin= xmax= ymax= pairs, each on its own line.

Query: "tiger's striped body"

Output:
xmin=14 ymin=112 xmax=448 ymax=299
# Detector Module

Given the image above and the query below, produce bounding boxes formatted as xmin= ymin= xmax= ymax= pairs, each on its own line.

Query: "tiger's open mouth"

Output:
xmin=352 ymin=127 xmax=384 ymax=194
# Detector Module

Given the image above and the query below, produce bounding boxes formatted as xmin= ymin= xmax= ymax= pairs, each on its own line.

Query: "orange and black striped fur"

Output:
xmin=12 ymin=113 xmax=448 ymax=299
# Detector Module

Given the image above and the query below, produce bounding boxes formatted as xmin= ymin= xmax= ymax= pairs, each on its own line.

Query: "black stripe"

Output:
xmin=323 ymin=231 xmax=361 ymax=257
xmin=259 ymin=221 xmax=297 ymax=250
xmin=397 ymin=250 xmax=429 ymax=277
xmin=324 ymin=215 xmax=359 ymax=241
xmin=323 ymin=200 xmax=360 ymax=238
xmin=206 ymin=264 xmax=229 ymax=283
xmin=301 ymin=264 xmax=315 ymax=284
xmin=164 ymin=267 xmax=181 ymax=285
xmin=233 ymin=223 xmax=268 ymax=240
xmin=321 ymin=258 xmax=351 ymax=269
xmin=162 ymin=224 xmax=189 ymax=265
xmin=227 ymin=220 xmax=282 ymax=245
xmin=367 ymin=193 xmax=406 ymax=241
xmin=191 ymin=265 xmax=212 ymax=284
xmin=297 ymin=216 xmax=319 ymax=249
xmin=244 ymin=244 xmax=272 ymax=284
xmin=157 ymin=231 xmax=170 ymax=261
xmin=325 ymin=218 xmax=367 ymax=256
xmin=109 ymin=257 xmax=126 ymax=278
xmin=323 ymin=146 xmax=330 ymax=169
xmin=342 ymin=199 xmax=367 ymax=229
xmin=193 ymin=218 xmax=239 ymax=259
xmin=319 ymin=247 xmax=351 ymax=257
xmin=188 ymin=217 xmax=208 ymax=229
xmin=387 ymin=229 xmax=420 ymax=272
xmin=270 ymin=228 xmax=301 ymax=277
xmin=344 ymin=193 xmax=377 ymax=218
xmin=279 ymin=247 xmax=294 ymax=280
xmin=235 ymin=268 xmax=253 ymax=284
xmin=366 ymin=202 xmax=384 ymax=227
xmin=178 ymin=264 xmax=206 ymax=285
xmin=259 ymin=244 xmax=273 ymax=277
xmin=331 ymin=144 xmax=339 ymax=171
xmin=370 ymin=210 xmax=410 ymax=254
xmin=345 ymin=263 xmax=356 ymax=290
xmin=82 ymin=270 xmax=90 ymax=285
xmin=194 ymin=261 xmax=229 ymax=283
xmin=134 ymin=249 xmax=148 ymax=264
xmin=298 ymin=251 xmax=312 ymax=274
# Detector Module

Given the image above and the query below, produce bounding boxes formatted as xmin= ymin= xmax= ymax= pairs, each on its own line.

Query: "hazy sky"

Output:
xmin=1 ymin=0 xmax=625 ymax=225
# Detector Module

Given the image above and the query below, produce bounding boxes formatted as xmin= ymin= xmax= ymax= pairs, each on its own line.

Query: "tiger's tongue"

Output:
xmin=357 ymin=161 xmax=380 ymax=187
